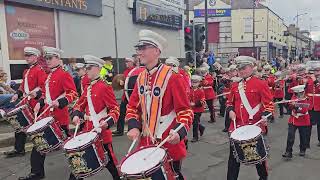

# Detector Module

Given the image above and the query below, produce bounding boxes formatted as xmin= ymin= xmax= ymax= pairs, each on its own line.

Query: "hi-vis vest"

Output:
xmin=137 ymin=64 xmax=175 ymax=139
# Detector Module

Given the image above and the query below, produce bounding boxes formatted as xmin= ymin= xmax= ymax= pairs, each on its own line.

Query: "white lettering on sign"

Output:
xmin=160 ymin=0 xmax=184 ymax=9
xmin=10 ymin=29 xmax=29 ymax=40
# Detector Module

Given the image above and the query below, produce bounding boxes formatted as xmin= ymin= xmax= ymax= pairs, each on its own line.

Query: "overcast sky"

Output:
xmin=265 ymin=0 xmax=320 ymax=40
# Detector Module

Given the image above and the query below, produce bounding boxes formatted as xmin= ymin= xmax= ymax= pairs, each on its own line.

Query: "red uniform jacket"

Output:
xmin=190 ymin=88 xmax=205 ymax=113
xmin=40 ymin=67 xmax=77 ymax=127
xmin=305 ymin=77 xmax=320 ymax=111
xmin=201 ymin=74 xmax=215 ymax=100
xmin=80 ymin=74 xmax=90 ymax=95
xmin=288 ymin=96 xmax=310 ymax=126
xmin=226 ymin=76 xmax=274 ymax=133
xmin=274 ymin=80 xmax=285 ymax=99
xmin=74 ymin=80 xmax=120 ymax=144
xmin=126 ymin=64 xmax=193 ymax=161
xmin=267 ymin=75 xmax=276 ymax=96
xmin=19 ymin=64 xmax=47 ymax=109
xmin=179 ymin=68 xmax=191 ymax=89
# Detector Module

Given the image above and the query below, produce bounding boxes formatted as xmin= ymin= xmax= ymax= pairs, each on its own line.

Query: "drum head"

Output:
xmin=121 ymin=147 xmax=166 ymax=175
xmin=64 ymin=132 xmax=97 ymax=150
xmin=26 ymin=117 xmax=53 ymax=133
xmin=7 ymin=105 xmax=26 ymax=116
xmin=230 ymin=125 xmax=262 ymax=141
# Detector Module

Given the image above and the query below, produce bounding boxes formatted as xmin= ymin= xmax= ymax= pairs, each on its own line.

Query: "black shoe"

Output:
xmin=299 ymin=150 xmax=306 ymax=157
xmin=282 ymin=152 xmax=292 ymax=159
xmin=18 ymin=173 xmax=44 ymax=180
xmin=191 ymin=138 xmax=199 ymax=143
xmin=306 ymin=144 xmax=311 ymax=149
xmin=317 ymin=142 xmax=320 ymax=147
xmin=112 ymin=131 xmax=119 ymax=135
xmin=112 ymin=131 xmax=124 ymax=137
xmin=222 ymin=129 xmax=228 ymax=132
xmin=279 ymin=115 xmax=284 ymax=118
xmin=259 ymin=177 xmax=268 ymax=180
xmin=4 ymin=150 xmax=25 ymax=158
xmin=200 ymin=127 xmax=205 ymax=137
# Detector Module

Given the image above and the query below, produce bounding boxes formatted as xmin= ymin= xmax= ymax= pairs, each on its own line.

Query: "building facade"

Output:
xmin=0 ymin=0 xmax=185 ymax=81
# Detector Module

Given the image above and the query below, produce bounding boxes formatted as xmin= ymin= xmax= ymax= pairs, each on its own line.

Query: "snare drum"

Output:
xmin=26 ymin=117 xmax=65 ymax=154
xmin=120 ymin=146 xmax=176 ymax=180
xmin=6 ymin=104 xmax=34 ymax=132
xmin=63 ymin=132 xmax=107 ymax=178
xmin=230 ymin=125 xmax=268 ymax=165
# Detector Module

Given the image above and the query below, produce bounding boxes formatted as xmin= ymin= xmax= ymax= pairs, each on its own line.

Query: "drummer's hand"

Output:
xmin=34 ymin=103 xmax=40 ymax=114
xmin=127 ymin=128 xmax=140 ymax=141
xmin=229 ymin=110 xmax=236 ymax=120
xmin=167 ymin=129 xmax=180 ymax=145
xmin=119 ymin=80 xmax=124 ymax=86
xmin=11 ymin=94 xmax=18 ymax=102
xmin=190 ymin=102 xmax=195 ymax=107
xmin=107 ymin=73 xmax=113 ymax=77
xmin=52 ymin=100 xmax=59 ymax=108
xmin=72 ymin=116 xmax=80 ymax=125
xmin=99 ymin=120 xmax=108 ymax=129
xmin=29 ymin=91 xmax=37 ymax=99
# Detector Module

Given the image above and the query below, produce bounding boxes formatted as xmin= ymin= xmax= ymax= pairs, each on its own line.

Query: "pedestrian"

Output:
xmin=282 ymin=85 xmax=310 ymax=159
xmin=190 ymin=75 xmax=206 ymax=142
xmin=71 ymin=55 xmax=121 ymax=180
xmin=100 ymin=56 xmax=114 ymax=85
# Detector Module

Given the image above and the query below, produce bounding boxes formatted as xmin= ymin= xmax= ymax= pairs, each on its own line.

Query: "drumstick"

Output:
xmin=90 ymin=116 xmax=113 ymax=133
xmin=73 ymin=123 xmax=80 ymax=138
xmin=143 ymin=123 xmax=185 ymax=160
xmin=34 ymin=105 xmax=52 ymax=122
xmin=127 ymin=139 xmax=138 ymax=155
xmin=233 ymin=118 xmax=237 ymax=130
xmin=215 ymin=92 xmax=231 ymax=98
xmin=253 ymin=113 xmax=273 ymax=126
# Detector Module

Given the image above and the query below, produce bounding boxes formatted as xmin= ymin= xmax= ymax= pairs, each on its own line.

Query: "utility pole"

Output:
xmin=253 ymin=0 xmax=256 ymax=58
xmin=205 ymin=0 xmax=209 ymax=52
xmin=186 ymin=0 xmax=189 ymax=25
xmin=294 ymin=11 xmax=308 ymax=58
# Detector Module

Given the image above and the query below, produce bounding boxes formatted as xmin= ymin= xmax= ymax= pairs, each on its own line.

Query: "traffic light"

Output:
xmin=195 ymin=24 xmax=205 ymax=52
xmin=184 ymin=26 xmax=193 ymax=52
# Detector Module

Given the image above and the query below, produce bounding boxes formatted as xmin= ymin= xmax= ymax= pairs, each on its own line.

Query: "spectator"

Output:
xmin=100 ymin=56 xmax=114 ymax=85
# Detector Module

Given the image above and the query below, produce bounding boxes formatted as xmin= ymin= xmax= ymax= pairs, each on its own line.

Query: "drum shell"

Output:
xmin=27 ymin=117 xmax=65 ymax=154
xmin=120 ymin=146 xmax=176 ymax=180
xmin=6 ymin=104 xmax=34 ymax=132
xmin=64 ymin=132 xmax=107 ymax=178
xmin=231 ymin=134 xmax=268 ymax=165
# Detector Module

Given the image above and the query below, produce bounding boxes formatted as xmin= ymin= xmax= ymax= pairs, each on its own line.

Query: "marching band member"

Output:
xmin=113 ymin=57 xmax=136 ymax=137
xmin=282 ymin=85 xmax=310 ymax=159
xmin=5 ymin=47 xmax=47 ymax=158
xmin=190 ymin=75 xmax=206 ymax=142
xmin=165 ymin=56 xmax=191 ymax=90
xmin=200 ymin=67 xmax=216 ymax=123
xmin=19 ymin=47 xmax=78 ymax=180
xmin=72 ymin=55 xmax=120 ymax=180
xmin=74 ymin=63 xmax=90 ymax=95
xmin=305 ymin=63 xmax=320 ymax=148
xmin=226 ymin=56 xmax=274 ymax=180
xmin=274 ymin=71 xmax=285 ymax=118
xmin=126 ymin=30 xmax=193 ymax=180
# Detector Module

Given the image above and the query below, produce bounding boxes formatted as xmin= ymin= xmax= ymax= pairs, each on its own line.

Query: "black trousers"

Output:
xmin=227 ymin=145 xmax=268 ymax=180
xmin=116 ymin=100 xmax=128 ymax=133
xmin=219 ymin=97 xmax=227 ymax=117
xmin=224 ymin=108 xmax=231 ymax=130
xmin=69 ymin=143 xmax=120 ymax=180
xmin=14 ymin=131 xmax=27 ymax=152
xmin=307 ymin=110 xmax=320 ymax=146
xmin=192 ymin=113 xmax=205 ymax=139
xmin=30 ymin=125 xmax=69 ymax=177
xmin=274 ymin=98 xmax=284 ymax=116
xmin=285 ymin=124 xmax=308 ymax=153
xmin=206 ymin=99 xmax=215 ymax=120
xmin=149 ymin=160 xmax=184 ymax=180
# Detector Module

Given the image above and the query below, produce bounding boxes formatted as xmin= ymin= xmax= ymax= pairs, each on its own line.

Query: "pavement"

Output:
xmin=1 ymin=111 xmax=320 ymax=180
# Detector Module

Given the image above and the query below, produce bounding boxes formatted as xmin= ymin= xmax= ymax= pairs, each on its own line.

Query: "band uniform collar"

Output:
xmin=50 ymin=65 xmax=61 ymax=72
xmin=90 ymin=76 xmax=100 ymax=85
xmin=147 ymin=63 xmax=161 ymax=75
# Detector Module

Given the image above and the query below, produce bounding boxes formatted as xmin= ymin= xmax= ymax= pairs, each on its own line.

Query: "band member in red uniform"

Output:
xmin=165 ymin=56 xmax=191 ymax=89
xmin=19 ymin=47 xmax=78 ymax=180
xmin=274 ymin=71 xmax=285 ymax=118
xmin=74 ymin=63 xmax=90 ymax=95
xmin=72 ymin=55 xmax=120 ymax=180
xmin=190 ymin=75 xmax=205 ymax=142
xmin=226 ymin=56 xmax=274 ymax=180
xmin=200 ymin=67 xmax=216 ymax=123
xmin=282 ymin=85 xmax=310 ymax=159
xmin=113 ymin=57 xmax=136 ymax=136
xmin=126 ymin=30 xmax=193 ymax=180
xmin=5 ymin=47 xmax=47 ymax=158
xmin=305 ymin=63 xmax=320 ymax=147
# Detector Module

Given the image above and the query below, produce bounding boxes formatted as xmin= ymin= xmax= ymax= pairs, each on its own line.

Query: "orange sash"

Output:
xmin=138 ymin=64 xmax=172 ymax=138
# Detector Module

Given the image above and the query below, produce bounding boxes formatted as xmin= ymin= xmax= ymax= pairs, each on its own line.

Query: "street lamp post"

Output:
xmin=294 ymin=12 xmax=308 ymax=58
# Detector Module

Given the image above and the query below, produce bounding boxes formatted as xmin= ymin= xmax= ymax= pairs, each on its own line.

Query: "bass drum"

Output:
xmin=124 ymin=67 xmax=144 ymax=101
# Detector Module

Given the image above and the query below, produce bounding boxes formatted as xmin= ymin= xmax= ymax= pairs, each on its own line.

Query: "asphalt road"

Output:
xmin=1 ymin=112 xmax=320 ymax=180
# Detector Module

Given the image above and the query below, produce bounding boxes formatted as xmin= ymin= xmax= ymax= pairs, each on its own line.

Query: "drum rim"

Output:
xmin=6 ymin=105 xmax=28 ymax=116
xmin=230 ymin=125 xmax=262 ymax=141
xmin=119 ymin=145 xmax=167 ymax=176
xmin=26 ymin=117 xmax=54 ymax=134
xmin=63 ymin=131 xmax=99 ymax=151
